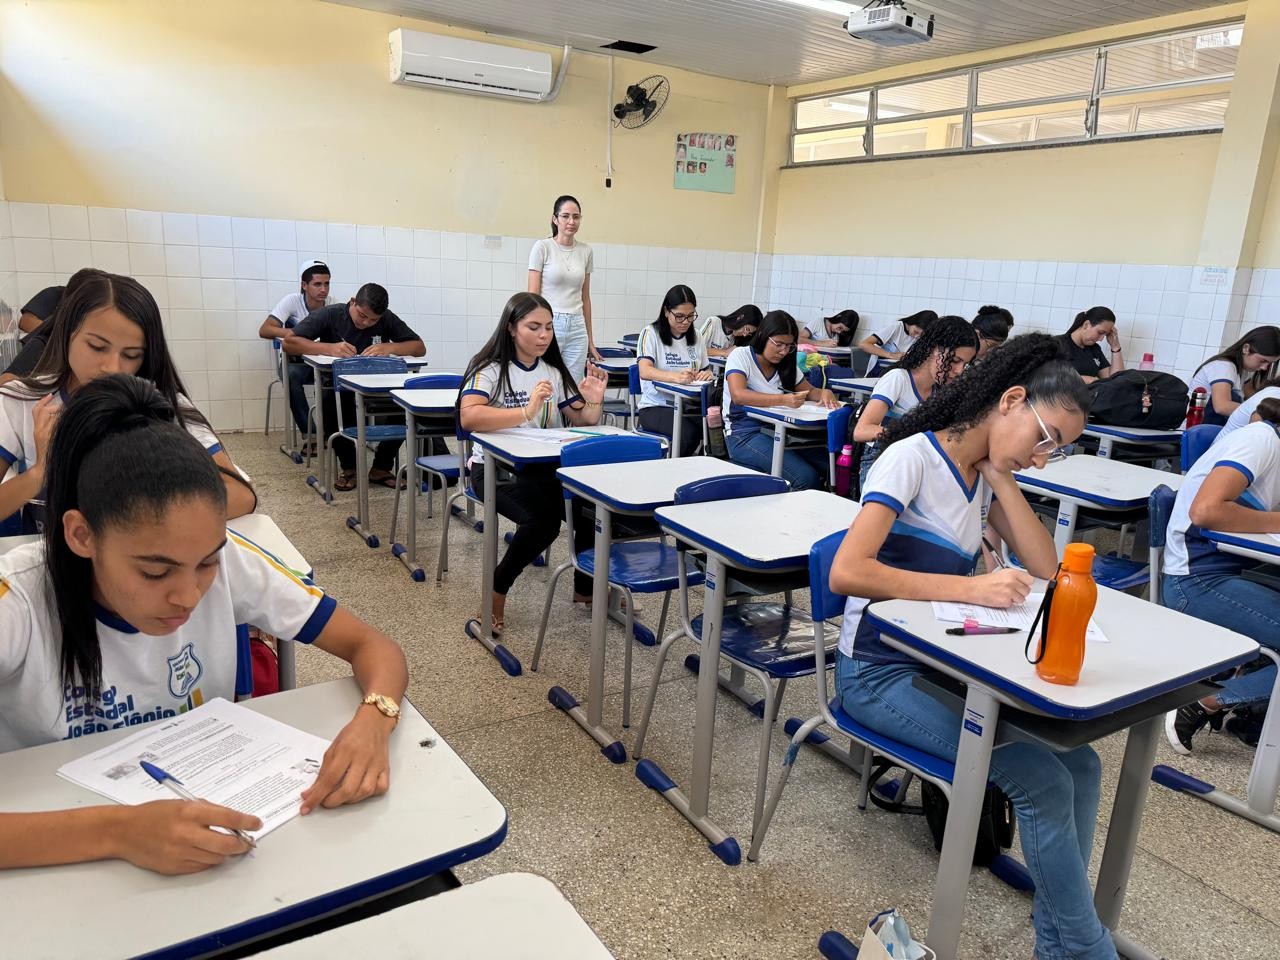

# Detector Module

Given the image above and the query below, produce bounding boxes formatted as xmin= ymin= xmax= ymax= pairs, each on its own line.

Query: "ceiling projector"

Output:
xmin=845 ymin=3 xmax=935 ymax=46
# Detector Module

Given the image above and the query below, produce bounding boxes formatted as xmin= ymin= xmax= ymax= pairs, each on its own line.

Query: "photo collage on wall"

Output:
xmin=675 ymin=132 xmax=736 ymax=194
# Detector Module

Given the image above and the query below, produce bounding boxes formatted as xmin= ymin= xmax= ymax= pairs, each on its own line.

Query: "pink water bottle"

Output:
xmin=835 ymin=444 xmax=854 ymax=497
xmin=1139 ymin=352 xmax=1155 ymax=371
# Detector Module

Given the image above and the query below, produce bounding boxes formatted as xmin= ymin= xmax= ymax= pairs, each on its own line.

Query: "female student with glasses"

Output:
xmin=636 ymin=285 xmax=713 ymax=457
xmin=722 ymin=310 xmax=838 ymax=490
xmin=829 ymin=333 xmax=1113 ymax=960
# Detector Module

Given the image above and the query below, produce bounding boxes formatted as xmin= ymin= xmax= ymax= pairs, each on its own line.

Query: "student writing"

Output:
xmin=972 ymin=304 xmax=1014 ymax=359
xmin=1186 ymin=326 xmax=1280 ymax=425
xmin=698 ymin=304 xmax=761 ymax=359
xmin=636 ymin=284 xmax=713 ymax=458
xmin=857 ymin=309 xmax=935 ymax=376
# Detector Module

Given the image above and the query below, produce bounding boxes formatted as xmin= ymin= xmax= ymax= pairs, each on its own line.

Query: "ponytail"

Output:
xmin=44 ymin=375 xmax=226 ymax=701
xmin=1066 ymin=305 xmax=1115 ymax=336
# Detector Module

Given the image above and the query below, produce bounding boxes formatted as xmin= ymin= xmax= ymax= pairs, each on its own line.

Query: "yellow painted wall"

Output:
xmin=0 ymin=0 xmax=768 ymax=251
xmin=1251 ymin=156 xmax=1280 ymax=267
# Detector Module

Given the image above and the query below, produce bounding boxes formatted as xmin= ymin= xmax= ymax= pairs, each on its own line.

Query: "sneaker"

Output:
xmin=1225 ymin=711 xmax=1263 ymax=748
xmin=1165 ymin=702 xmax=1222 ymax=755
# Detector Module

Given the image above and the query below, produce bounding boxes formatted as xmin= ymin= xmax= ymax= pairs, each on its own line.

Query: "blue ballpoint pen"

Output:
xmin=139 ymin=760 xmax=258 ymax=847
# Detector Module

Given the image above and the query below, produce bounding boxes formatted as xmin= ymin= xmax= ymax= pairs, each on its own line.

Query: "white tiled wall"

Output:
xmin=0 ymin=200 xmax=759 ymax=432
xmin=0 ymin=203 xmax=16 ymax=368
xmin=766 ymin=254 xmax=1269 ymax=383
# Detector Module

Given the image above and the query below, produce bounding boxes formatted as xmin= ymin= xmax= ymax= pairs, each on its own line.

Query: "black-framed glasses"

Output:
xmin=669 ymin=310 xmax=698 ymax=323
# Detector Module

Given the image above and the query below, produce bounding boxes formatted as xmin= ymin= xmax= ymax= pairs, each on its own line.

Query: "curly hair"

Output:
xmin=891 ymin=314 xmax=979 ymax=383
xmin=880 ymin=333 xmax=1090 ymax=448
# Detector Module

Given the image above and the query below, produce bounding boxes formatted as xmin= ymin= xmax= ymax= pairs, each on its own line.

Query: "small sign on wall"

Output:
xmin=675 ymin=132 xmax=736 ymax=195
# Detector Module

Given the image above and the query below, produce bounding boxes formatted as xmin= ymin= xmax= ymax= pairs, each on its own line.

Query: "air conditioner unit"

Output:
xmin=389 ymin=29 xmax=554 ymax=102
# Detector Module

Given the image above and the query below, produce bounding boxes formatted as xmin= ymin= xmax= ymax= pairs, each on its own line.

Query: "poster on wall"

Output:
xmin=674 ymin=132 xmax=736 ymax=194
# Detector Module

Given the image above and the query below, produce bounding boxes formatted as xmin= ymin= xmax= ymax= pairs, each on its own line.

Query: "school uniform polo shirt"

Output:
xmin=637 ymin=324 xmax=708 ymax=409
xmin=723 ymin=346 xmax=783 ymax=438
xmin=0 ymin=532 xmax=336 ymax=751
xmin=1188 ymin=359 xmax=1243 ymax=424
xmin=839 ymin=432 xmax=991 ymax=664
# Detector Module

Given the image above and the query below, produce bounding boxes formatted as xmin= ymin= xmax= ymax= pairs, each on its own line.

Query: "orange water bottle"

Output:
xmin=1035 ymin=543 xmax=1097 ymax=686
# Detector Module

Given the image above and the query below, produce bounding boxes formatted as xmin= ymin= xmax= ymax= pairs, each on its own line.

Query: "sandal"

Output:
xmin=333 ymin=470 xmax=357 ymax=492
xmin=369 ymin=470 xmax=406 ymax=490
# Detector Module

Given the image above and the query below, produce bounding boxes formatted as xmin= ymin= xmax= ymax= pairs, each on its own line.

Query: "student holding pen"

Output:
xmin=0 ymin=375 xmax=408 ymax=875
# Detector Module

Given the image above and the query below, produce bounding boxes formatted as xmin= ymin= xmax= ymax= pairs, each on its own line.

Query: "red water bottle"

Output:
xmin=1185 ymin=387 xmax=1207 ymax=427
xmin=835 ymin=444 xmax=854 ymax=497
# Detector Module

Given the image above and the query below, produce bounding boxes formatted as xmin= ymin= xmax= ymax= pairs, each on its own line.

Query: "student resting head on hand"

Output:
xmin=0 ymin=374 xmax=408 ymax=875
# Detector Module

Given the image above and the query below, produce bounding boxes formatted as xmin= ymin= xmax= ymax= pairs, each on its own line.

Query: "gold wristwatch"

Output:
xmin=362 ymin=693 xmax=401 ymax=723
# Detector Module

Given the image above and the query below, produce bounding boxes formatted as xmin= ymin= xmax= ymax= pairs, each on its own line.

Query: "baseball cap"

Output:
xmin=300 ymin=259 xmax=330 ymax=278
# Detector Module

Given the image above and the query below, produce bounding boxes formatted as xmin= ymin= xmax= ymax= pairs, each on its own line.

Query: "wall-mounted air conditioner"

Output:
xmin=389 ymin=28 xmax=555 ymax=102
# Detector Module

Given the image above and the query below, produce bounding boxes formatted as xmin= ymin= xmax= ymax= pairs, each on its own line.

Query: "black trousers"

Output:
xmin=638 ymin=405 xmax=702 ymax=457
xmin=471 ymin=462 xmax=593 ymax=596
xmin=323 ymin=389 xmax=400 ymax=472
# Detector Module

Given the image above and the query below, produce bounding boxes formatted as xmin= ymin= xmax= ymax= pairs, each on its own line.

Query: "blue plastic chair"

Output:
xmin=532 ymin=436 xmax=674 ymax=728
xmin=388 ymin=375 xmax=464 ymax=546
xmin=634 ymin=473 xmax=841 ymax=846
xmin=433 ymin=418 xmax=485 ymax=582
xmin=1146 ymin=484 xmax=1178 ymax=606
xmin=826 ymin=405 xmax=853 ymax=488
xmin=627 ymin=363 xmax=676 ymax=451
xmin=1181 ymin=424 xmax=1223 ymax=473
xmin=595 ymin=346 xmax=634 ymax=358
xmin=328 ymin=356 xmax=409 ymax=476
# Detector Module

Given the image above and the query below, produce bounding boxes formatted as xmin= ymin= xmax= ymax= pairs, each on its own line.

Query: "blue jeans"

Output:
xmin=554 ymin=312 xmax=588 ymax=381
xmin=726 ymin=429 xmax=828 ymax=491
xmin=287 ymin=361 xmax=314 ymax=435
xmin=1161 ymin=572 xmax=1280 ymax=708
xmin=836 ymin=655 xmax=1115 ymax=960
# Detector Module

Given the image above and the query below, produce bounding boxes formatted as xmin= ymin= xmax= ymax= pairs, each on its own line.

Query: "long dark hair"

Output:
xmin=7 ymin=272 xmax=208 ymax=433
xmin=881 ymin=333 xmax=1091 ymax=449
xmin=750 ymin=310 xmax=801 ymax=390
xmin=550 ymin=195 xmax=580 ymax=238
xmin=654 ymin=284 xmax=698 ymax=347
xmin=44 ymin=375 xmax=227 ymax=702
xmin=892 ymin=315 xmax=979 ymax=381
xmin=973 ymin=304 xmax=1014 ymax=343
xmin=1066 ymin=305 xmax=1116 ymax=335
xmin=716 ymin=304 xmax=764 ymax=339
xmin=460 ymin=292 xmax=578 ymax=404
xmin=822 ymin=309 xmax=860 ymax=347
xmin=1256 ymin=397 xmax=1280 ymax=425
xmin=1193 ymin=325 xmax=1280 ymax=382
xmin=900 ymin=309 xmax=938 ymax=335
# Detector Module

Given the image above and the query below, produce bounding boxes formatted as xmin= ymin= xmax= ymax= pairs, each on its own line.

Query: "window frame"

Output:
xmin=788 ymin=18 xmax=1243 ymax=167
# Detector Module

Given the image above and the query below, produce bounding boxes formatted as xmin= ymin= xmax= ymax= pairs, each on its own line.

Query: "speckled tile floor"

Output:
xmin=228 ymin=431 xmax=1280 ymax=960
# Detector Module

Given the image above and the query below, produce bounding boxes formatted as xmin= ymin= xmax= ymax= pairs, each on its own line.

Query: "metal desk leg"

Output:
xmin=347 ymin=391 xmax=379 ymax=547
xmin=306 ymin=367 xmax=334 ymax=503
xmin=549 ymin=508 xmax=626 ymax=762
xmin=925 ymin=685 xmax=1000 ymax=960
xmin=392 ymin=409 xmax=426 ymax=581
xmin=277 ymin=638 xmax=297 ymax=691
xmin=635 ymin=555 xmax=741 ymax=865
xmin=770 ymin=423 xmax=786 ymax=477
xmin=670 ymin=394 xmax=684 ymax=459
xmin=1247 ymin=663 xmax=1280 ymax=818
xmin=1053 ymin=500 xmax=1079 ymax=556
xmin=464 ymin=457 xmax=521 ymax=676
xmin=1095 ymin=715 xmax=1160 ymax=951
xmin=1096 ymin=436 xmax=1114 ymax=459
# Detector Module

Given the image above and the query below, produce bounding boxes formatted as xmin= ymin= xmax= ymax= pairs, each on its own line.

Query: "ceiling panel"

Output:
xmin=325 ymin=0 xmax=1233 ymax=87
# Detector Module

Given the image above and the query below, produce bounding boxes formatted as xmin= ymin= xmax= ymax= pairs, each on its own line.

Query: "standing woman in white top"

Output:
xmin=636 ymin=284 xmax=713 ymax=457
xmin=528 ymin=195 xmax=597 ymax=379
xmin=1187 ymin=325 xmax=1280 ymax=425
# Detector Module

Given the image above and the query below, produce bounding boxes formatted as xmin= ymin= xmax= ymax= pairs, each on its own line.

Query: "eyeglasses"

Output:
xmin=1027 ymin=401 xmax=1068 ymax=463
xmin=766 ymin=337 xmax=796 ymax=354
xmin=556 ymin=213 xmax=583 ymax=222
xmin=669 ymin=310 xmax=698 ymax=323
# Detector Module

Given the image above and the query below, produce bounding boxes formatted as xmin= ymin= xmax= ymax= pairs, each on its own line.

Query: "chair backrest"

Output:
xmin=559 ymin=435 xmax=664 ymax=501
xmin=595 ymin=346 xmax=633 ymax=358
xmin=808 ymin=529 xmax=849 ymax=622
xmin=405 ymin=373 xmax=462 ymax=390
xmin=620 ymin=333 xmax=639 ymax=344
xmin=332 ymin=356 xmax=407 ymax=391
xmin=674 ymin=473 xmax=789 ymax=506
xmin=826 ymin=405 xmax=853 ymax=455
xmin=1181 ymin=424 xmax=1223 ymax=472
xmin=628 ymin=362 xmax=643 ymax=398
xmin=1147 ymin=483 xmax=1178 ymax=605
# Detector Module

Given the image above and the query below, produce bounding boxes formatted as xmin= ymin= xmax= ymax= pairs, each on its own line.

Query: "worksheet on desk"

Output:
xmin=932 ymin=596 xmax=1110 ymax=644
xmin=57 ymin=698 xmax=332 ymax=839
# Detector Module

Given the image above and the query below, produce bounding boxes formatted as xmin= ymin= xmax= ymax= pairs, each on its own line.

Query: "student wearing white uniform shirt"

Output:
xmin=1161 ymin=398 xmax=1280 ymax=754
xmin=1218 ymin=382 xmax=1280 ymax=440
xmin=829 ymin=335 xmax=1115 ymax=960
xmin=0 ymin=375 xmax=408 ymax=874
xmin=699 ymin=304 xmax=762 ymax=359
xmin=257 ymin=260 xmax=333 ymax=444
xmin=800 ymin=309 xmax=858 ymax=348
xmin=723 ymin=310 xmax=838 ymax=490
xmin=1187 ymin=326 xmax=1280 ymax=425
xmin=852 ymin=315 xmax=978 ymax=486
xmin=637 ymin=285 xmax=712 ymax=457
xmin=459 ymin=292 xmax=608 ymax=636
xmin=857 ymin=309 xmax=935 ymax=376
xmin=0 ymin=273 xmax=256 ymax=525
xmin=527 ymin=195 xmax=597 ymax=379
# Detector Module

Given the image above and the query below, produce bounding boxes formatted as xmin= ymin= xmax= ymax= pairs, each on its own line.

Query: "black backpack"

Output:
xmin=1088 ymin=370 xmax=1188 ymax=429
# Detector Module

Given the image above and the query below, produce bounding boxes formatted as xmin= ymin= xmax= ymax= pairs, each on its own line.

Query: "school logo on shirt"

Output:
xmin=166 ymin=643 xmax=204 ymax=699
xmin=664 ymin=351 xmax=689 ymax=367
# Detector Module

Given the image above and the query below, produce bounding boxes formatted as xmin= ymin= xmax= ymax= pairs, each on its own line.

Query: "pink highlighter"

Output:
xmin=945 ymin=617 xmax=1020 ymax=637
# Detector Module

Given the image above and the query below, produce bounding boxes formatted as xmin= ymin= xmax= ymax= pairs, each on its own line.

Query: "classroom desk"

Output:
xmin=863 ymin=591 xmax=1256 ymax=960
xmin=1081 ymin=423 xmax=1183 ymax=460
xmin=1157 ymin=529 xmax=1280 ymax=834
xmin=652 ymin=380 xmax=711 ymax=457
xmin=646 ymin=491 xmax=859 ymax=864
xmin=256 ymin=872 xmax=613 ymax=959
xmin=389 ymin=388 xmax=461 ymax=582
xmin=616 ymin=337 xmax=638 ymax=355
xmin=708 ymin=355 xmax=726 ymax=371
xmin=744 ymin=403 xmax=835 ymax=477
xmin=554 ymin=457 xmax=759 ymax=761
xmin=812 ymin=344 xmax=852 ymax=361
xmin=302 ymin=355 xmax=427 ymax=504
xmin=1014 ymin=455 xmax=1183 ymax=554
xmin=829 ymin=377 xmax=879 ymax=398
xmin=464 ymin=425 xmax=637 ymax=676
xmin=0 ymin=678 xmax=507 ymax=960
